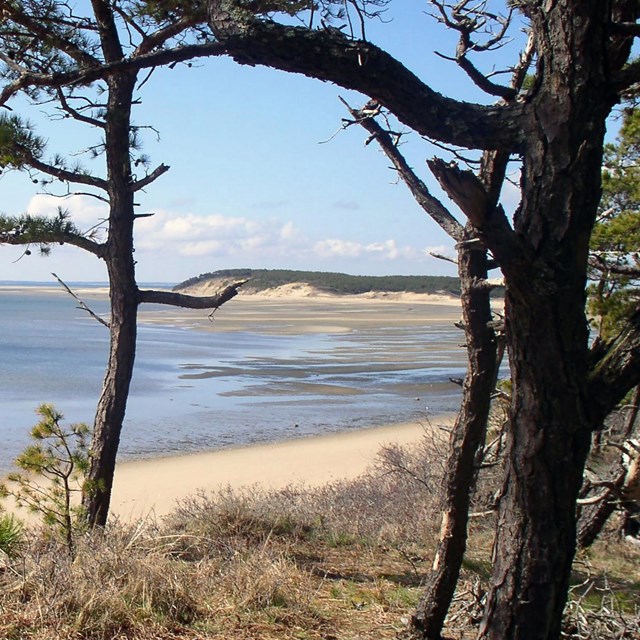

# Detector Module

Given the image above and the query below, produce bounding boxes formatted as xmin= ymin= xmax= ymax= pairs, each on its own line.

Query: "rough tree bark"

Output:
xmin=82 ymin=64 xmax=139 ymax=525
xmin=475 ymin=5 xmax=622 ymax=637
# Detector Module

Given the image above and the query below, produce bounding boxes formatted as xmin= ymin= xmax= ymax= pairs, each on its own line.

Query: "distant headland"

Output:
xmin=173 ymin=268 xmax=462 ymax=298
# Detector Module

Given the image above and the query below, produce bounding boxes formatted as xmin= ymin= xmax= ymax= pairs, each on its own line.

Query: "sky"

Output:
xmin=1 ymin=2 xmax=529 ymax=284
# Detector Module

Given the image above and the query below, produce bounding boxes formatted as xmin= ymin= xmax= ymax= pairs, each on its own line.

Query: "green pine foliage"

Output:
xmin=0 ymin=113 xmax=45 ymax=170
xmin=175 ymin=268 xmax=461 ymax=296
xmin=0 ymin=208 xmax=84 ymax=256
xmin=588 ymin=107 xmax=640 ymax=339
xmin=0 ymin=405 xmax=91 ymax=554
xmin=0 ymin=514 xmax=24 ymax=558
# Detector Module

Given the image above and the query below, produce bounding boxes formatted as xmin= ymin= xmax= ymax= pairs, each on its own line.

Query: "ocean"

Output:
xmin=0 ymin=284 xmax=466 ymax=474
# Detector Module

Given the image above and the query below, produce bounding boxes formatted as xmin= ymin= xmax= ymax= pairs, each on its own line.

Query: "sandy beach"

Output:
xmin=110 ymin=417 xmax=451 ymax=521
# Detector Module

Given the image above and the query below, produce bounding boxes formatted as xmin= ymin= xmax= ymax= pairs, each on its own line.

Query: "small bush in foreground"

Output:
xmin=0 ymin=514 xmax=23 ymax=557
xmin=0 ymin=404 xmax=90 ymax=554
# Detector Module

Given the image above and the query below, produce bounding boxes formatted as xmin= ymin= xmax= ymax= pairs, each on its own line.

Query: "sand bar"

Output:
xmin=110 ymin=417 xmax=451 ymax=521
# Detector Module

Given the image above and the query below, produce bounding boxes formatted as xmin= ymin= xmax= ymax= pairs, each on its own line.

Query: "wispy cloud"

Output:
xmin=332 ymin=200 xmax=361 ymax=211
xmin=26 ymin=194 xmax=108 ymax=237
xmin=135 ymin=210 xmax=305 ymax=260
xmin=23 ymin=195 xmax=454 ymax=273
xmin=314 ymin=238 xmax=417 ymax=261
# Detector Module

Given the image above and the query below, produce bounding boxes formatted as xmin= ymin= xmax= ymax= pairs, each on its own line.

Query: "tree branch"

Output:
xmin=0 ymin=42 xmax=228 ymax=108
xmin=135 ymin=15 xmax=200 ymax=56
xmin=138 ymin=279 xmax=248 ymax=310
xmin=454 ymin=54 xmax=517 ymax=100
xmin=56 ymin=88 xmax=106 ymax=129
xmin=52 ymin=272 xmax=110 ymax=328
xmin=0 ymin=222 xmax=105 ymax=258
xmin=427 ymin=157 xmax=527 ymax=271
xmin=589 ymin=255 xmax=640 ymax=278
xmin=23 ymin=150 xmax=108 ymax=191
xmin=341 ymin=98 xmax=465 ymax=242
xmin=207 ymin=3 xmax=524 ymax=152
xmin=2 ymin=4 xmax=100 ymax=68
xmin=130 ymin=163 xmax=170 ymax=192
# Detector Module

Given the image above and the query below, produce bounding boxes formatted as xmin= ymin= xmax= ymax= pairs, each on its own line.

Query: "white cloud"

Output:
xmin=314 ymin=239 xmax=364 ymax=258
xmin=135 ymin=210 xmax=305 ymax=260
xmin=17 ymin=197 xmax=457 ymax=277
xmin=314 ymin=238 xmax=419 ymax=261
xmin=26 ymin=194 xmax=108 ymax=235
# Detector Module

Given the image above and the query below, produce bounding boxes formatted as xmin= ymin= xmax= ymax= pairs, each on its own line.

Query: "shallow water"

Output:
xmin=0 ymin=286 xmax=466 ymax=473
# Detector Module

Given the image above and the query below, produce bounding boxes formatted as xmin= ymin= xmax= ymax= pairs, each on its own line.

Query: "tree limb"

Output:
xmin=18 ymin=147 xmax=108 ymax=191
xmin=52 ymin=272 xmax=110 ymax=328
xmin=427 ymin=157 xmax=527 ymax=271
xmin=341 ymin=98 xmax=465 ymax=241
xmin=207 ymin=2 xmax=524 ymax=152
xmin=0 ymin=44 xmax=228 ymax=108
xmin=130 ymin=163 xmax=170 ymax=192
xmin=56 ymin=88 xmax=106 ymax=129
xmin=138 ymin=279 xmax=248 ymax=309
xmin=134 ymin=14 xmax=200 ymax=56
xmin=2 ymin=3 xmax=100 ymax=68
xmin=0 ymin=220 xmax=105 ymax=258
xmin=589 ymin=254 xmax=640 ymax=278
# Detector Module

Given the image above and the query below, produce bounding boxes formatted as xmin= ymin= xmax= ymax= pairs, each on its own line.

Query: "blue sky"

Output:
xmin=2 ymin=3 xmax=526 ymax=283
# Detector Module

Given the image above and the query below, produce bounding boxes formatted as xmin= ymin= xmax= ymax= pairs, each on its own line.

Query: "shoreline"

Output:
xmin=1 ymin=286 xmax=463 ymax=522
xmin=0 ymin=282 xmax=461 ymax=304
xmin=110 ymin=415 xmax=453 ymax=521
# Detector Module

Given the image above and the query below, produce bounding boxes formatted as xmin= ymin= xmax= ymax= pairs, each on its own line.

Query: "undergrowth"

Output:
xmin=0 ymin=428 xmax=637 ymax=640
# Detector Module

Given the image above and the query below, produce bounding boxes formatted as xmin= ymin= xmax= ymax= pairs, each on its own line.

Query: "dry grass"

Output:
xmin=0 ymin=429 xmax=637 ymax=640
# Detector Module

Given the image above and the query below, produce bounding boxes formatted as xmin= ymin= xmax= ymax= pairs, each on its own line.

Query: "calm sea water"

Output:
xmin=0 ymin=285 xmax=465 ymax=473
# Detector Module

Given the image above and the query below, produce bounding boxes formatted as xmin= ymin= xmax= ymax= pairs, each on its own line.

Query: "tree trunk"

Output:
xmin=477 ymin=5 xmax=613 ymax=637
xmin=478 ymin=289 xmax=594 ymax=640
xmin=84 ymin=266 xmax=138 ymax=526
xmin=82 ymin=71 xmax=139 ymax=527
xmin=412 ymin=234 xmax=498 ymax=638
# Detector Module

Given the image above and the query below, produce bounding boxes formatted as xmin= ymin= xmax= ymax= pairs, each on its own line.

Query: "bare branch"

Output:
xmin=428 ymin=157 xmax=527 ymax=271
xmin=340 ymin=97 xmax=465 ymax=241
xmin=431 ymin=252 xmax=458 ymax=265
xmin=130 ymin=163 xmax=170 ymax=192
xmin=22 ymin=150 xmax=108 ymax=191
xmin=56 ymin=88 xmax=105 ymax=129
xmin=454 ymin=54 xmax=517 ymax=99
xmin=207 ymin=2 xmax=524 ymax=152
xmin=138 ymin=279 xmax=248 ymax=310
xmin=52 ymin=272 xmax=110 ymax=328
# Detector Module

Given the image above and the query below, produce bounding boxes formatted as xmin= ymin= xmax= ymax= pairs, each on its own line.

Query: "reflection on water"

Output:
xmin=0 ymin=288 xmax=466 ymax=472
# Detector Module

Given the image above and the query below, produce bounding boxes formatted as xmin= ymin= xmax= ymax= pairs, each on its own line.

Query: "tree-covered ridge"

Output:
xmin=174 ymin=269 xmax=461 ymax=296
